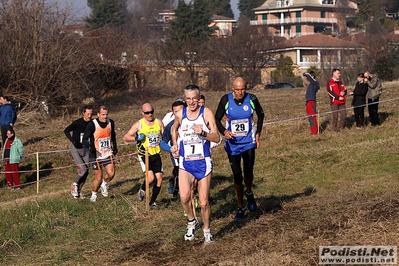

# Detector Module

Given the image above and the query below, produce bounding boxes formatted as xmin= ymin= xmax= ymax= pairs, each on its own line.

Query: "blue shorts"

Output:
xmin=91 ymin=156 xmax=114 ymax=171
xmin=179 ymin=156 xmax=212 ymax=180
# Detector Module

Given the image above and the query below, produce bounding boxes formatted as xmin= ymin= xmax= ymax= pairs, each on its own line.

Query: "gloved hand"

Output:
xmin=73 ymin=142 xmax=83 ymax=149
xmin=136 ymin=133 xmax=145 ymax=142
xmin=113 ymin=146 xmax=118 ymax=155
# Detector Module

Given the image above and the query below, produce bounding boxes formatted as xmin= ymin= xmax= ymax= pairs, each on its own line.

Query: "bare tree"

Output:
xmin=208 ymin=22 xmax=273 ymax=87
xmin=0 ymin=0 xmax=95 ymax=117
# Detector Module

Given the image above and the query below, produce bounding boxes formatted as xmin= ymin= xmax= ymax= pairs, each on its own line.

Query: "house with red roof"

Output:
xmin=251 ymin=0 xmax=357 ymax=38
xmin=267 ymin=33 xmax=362 ymax=70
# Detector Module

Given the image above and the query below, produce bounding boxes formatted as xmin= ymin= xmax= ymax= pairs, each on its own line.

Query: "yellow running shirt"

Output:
xmin=136 ymin=118 xmax=161 ymax=157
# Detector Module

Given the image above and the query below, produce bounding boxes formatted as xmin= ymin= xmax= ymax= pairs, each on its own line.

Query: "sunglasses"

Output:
xmin=144 ymin=110 xmax=154 ymax=115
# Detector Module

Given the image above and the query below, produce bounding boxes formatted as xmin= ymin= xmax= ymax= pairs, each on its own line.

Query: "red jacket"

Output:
xmin=326 ymin=78 xmax=346 ymax=105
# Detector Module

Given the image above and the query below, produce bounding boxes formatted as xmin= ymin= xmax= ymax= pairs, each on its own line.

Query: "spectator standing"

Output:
xmin=326 ymin=69 xmax=347 ymax=132
xmin=0 ymin=96 xmax=15 ymax=148
xmin=2 ymin=128 xmax=24 ymax=190
xmin=364 ymin=71 xmax=382 ymax=126
xmin=349 ymin=73 xmax=368 ymax=128
xmin=303 ymin=71 xmax=320 ymax=135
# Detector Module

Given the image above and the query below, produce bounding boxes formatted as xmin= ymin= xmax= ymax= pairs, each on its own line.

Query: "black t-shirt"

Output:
xmin=215 ymin=93 xmax=265 ymax=136
xmin=64 ymin=118 xmax=91 ymax=144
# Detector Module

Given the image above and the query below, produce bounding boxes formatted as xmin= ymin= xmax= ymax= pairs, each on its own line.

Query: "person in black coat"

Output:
xmin=349 ymin=73 xmax=368 ymax=128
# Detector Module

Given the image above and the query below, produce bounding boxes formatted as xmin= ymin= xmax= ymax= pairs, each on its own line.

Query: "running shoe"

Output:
xmin=203 ymin=229 xmax=214 ymax=244
xmin=245 ymin=191 xmax=257 ymax=212
xmin=90 ymin=193 xmax=97 ymax=202
xmin=138 ymin=189 xmax=145 ymax=202
xmin=78 ymin=192 xmax=85 ymax=199
xmin=167 ymin=179 xmax=174 ymax=194
xmin=149 ymin=202 xmax=158 ymax=208
xmin=71 ymin=183 xmax=79 ymax=198
xmin=234 ymin=207 xmax=245 ymax=221
xmin=14 ymin=187 xmax=21 ymax=191
xmin=100 ymin=181 xmax=109 ymax=197
xmin=184 ymin=220 xmax=196 ymax=241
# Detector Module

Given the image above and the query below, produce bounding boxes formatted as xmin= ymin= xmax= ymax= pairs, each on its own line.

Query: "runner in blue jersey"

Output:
xmin=171 ymin=85 xmax=220 ymax=244
xmin=215 ymin=77 xmax=265 ymax=221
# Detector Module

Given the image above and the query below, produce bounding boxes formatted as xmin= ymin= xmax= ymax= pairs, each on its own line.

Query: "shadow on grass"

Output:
xmin=21 ymin=162 xmax=54 ymax=183
xmin=213 ymin=186 xmax=316 ymax=238
xmin=23 ymin=136 xmax=49 ymax=146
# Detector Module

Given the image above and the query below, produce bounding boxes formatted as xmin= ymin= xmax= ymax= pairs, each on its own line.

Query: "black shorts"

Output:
xmin=91 ymin=156 xmax=114 ymax=171
xmin=139 ymin=153 xmax=163 ymax=174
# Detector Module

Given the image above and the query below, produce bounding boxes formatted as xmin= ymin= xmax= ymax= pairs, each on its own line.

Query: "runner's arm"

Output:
xmin=111 ymin=120 xmax=117 ymax=155
xmin=215 ymin=94 xmax=229 ymax=135
xmin=122 ymin=121 xmax=140 ymax=142
xmin=64 ymin=120 xmax=77 ymax=144
xmin=203 ymin=107 xmax=221 ymax=143
xmin=82 ymin=121 xmax=95 ymax=152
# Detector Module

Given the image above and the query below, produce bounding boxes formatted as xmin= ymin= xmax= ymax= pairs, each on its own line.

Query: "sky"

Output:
xmin=55 ymin=0 xmax=240 ymax=20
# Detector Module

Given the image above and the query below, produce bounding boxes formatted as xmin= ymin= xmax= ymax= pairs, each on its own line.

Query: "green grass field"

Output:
xmin=1 ymin=82 xmax=399 ymax=265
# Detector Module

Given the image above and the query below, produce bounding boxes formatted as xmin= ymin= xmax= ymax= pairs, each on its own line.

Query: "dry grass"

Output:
xmin=1 ymin=80 xmax=399 ymax=265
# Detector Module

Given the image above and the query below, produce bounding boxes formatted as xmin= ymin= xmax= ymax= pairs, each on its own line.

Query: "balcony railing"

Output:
xmin=250 ymin=17 xmax=337 ymax=26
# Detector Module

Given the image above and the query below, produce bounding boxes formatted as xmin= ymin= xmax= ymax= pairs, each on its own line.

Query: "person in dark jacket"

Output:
xmin=349 ymin=73 xmax=368 ymax=128
xmin=303 ymin=71 xmax=320 ymax=135
xmin=364 ymin=71 xmax=382 ymax=126
xmin=2 ymin=128 xmax=24 ymax=190
xmin=326 ymin=69 xmax=347 ymax=132
xmin=0 ymin=96 xmax=15 ymax=148
xmin=64 ymin=105 xmax=93 ymax=199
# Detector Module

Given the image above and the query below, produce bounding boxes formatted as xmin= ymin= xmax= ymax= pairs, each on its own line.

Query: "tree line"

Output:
xmin=0 ymin=0 xmax=398 ymax=119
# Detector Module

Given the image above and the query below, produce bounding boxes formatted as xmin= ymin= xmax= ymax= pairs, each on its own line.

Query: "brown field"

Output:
xmin=1 ymin=80 xmax=399 ymax=265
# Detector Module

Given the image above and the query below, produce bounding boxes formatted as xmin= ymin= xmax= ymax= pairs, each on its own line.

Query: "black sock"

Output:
xmin=150 ymin=185 xmax=161 ymax=204
xmin=141 ymin=181 xmax=146 ymax=191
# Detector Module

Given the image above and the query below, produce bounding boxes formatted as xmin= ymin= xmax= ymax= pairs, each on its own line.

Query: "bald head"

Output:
xmin=232 ymin=77 xmax=246 ymax=100
xmin=142 ymin=103 xmax=154 ymax=121
xmin=142 ymin=103 xmax=153 ymax=112
xmin=233 ymin=77 xmax=246 ymax=89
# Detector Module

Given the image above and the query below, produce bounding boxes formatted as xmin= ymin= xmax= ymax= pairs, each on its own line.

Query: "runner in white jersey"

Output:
xmin=171 ymin=85 xmax=220 ymax=244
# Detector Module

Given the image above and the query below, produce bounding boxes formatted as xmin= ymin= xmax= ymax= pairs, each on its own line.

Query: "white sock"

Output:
xmin=101 ymin=181 xmax=107 ymax=186
xmin=203 ymin=228 xmax=211 ymax=234
xmin=92 ymin=192 xmax=97 ymax=196
xmin=73 ymin=182 xmax=78 ymax=186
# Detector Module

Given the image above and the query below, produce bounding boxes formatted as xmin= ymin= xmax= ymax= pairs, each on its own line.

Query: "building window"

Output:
xmin=296 ymin=11 xmax=301 ymax=18
xmin=321 ymin=11 xmax=325 ymax=18
xmin=262 ymin=14 xmax=267 ymax=20
xmin=296 ymin=25 xmax=301 ymax=36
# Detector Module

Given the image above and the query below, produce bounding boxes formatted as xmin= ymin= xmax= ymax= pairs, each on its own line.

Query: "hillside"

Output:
xmin=1 ymin=81 xmax=399 ymax=265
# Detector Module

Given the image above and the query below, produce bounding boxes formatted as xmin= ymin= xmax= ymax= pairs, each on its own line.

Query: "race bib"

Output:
xmin=231 ymin=119 xmax=249 ymax=136
xmin=184 ymin=139 xmax=204 ymax=161
xmin=147 ymin=133 xmax=160 ymax=148
xmin=98 ymin=137 xmax=111 ymax=151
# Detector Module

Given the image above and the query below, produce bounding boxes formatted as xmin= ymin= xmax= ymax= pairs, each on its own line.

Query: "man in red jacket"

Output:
xmin=327 ymin=69 xmax=347 ymax=132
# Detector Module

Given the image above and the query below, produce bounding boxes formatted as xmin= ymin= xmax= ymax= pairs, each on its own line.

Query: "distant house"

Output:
xmin=148 ymin=10 xmax=236 ymax=39
xmin=267 ymin=33 xmax=362 ymax=70
xmin=251 ymin=0 xmax=357 ymax=38
xmin=210 ymin=14 xmax=237 ymax=37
